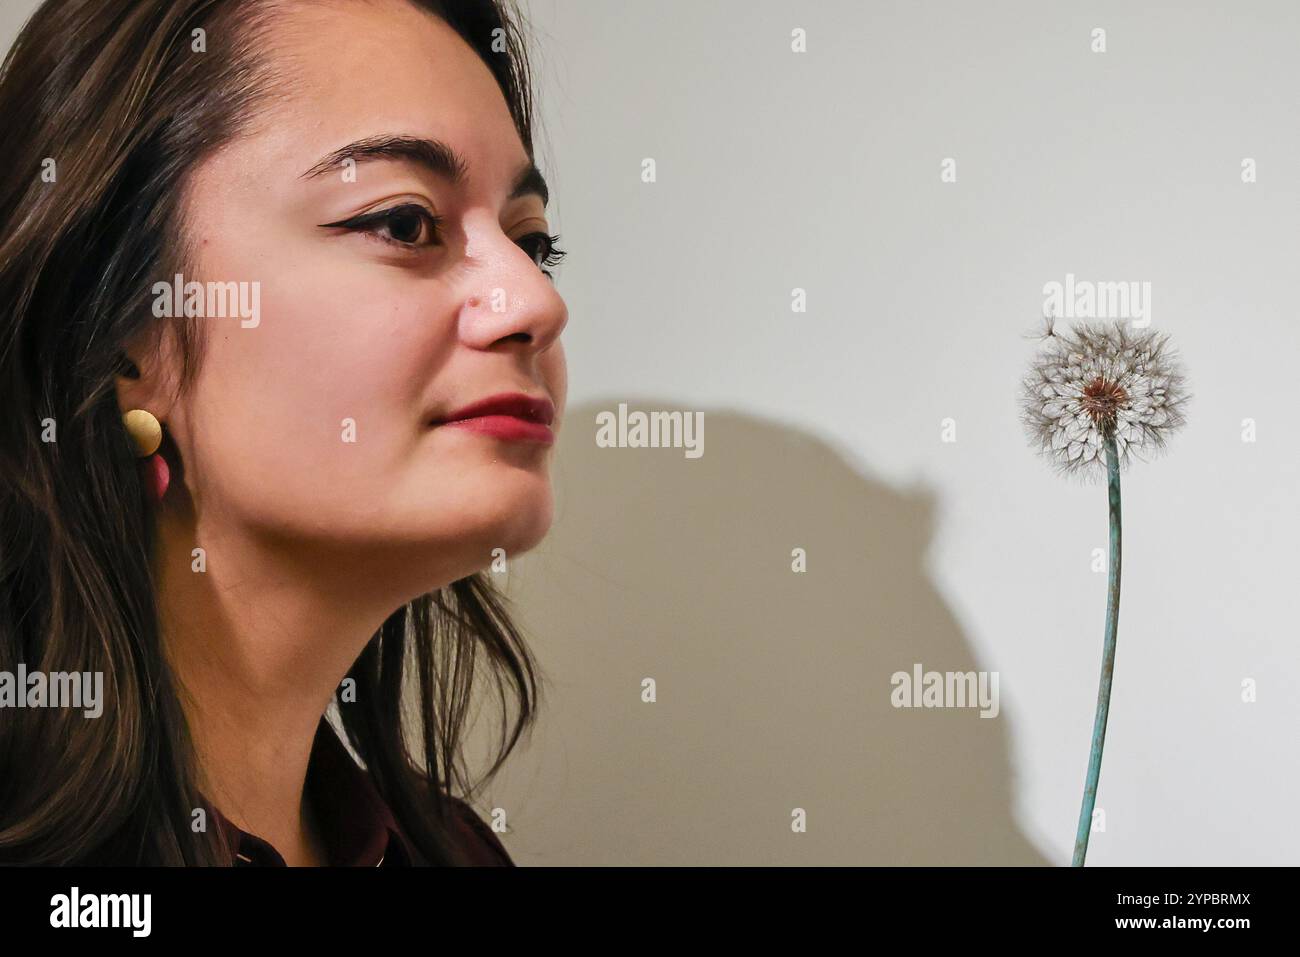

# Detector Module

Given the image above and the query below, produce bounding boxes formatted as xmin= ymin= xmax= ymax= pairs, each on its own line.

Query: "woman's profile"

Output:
xmin=0 ymin=0 xmax=567 ymax=865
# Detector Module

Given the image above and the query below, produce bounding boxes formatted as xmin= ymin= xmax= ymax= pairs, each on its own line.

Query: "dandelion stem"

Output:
xmin=1072 ymin=430 xmax=1122 ymax=866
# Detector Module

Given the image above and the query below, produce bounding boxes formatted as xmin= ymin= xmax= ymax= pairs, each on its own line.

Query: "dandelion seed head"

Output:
xmin=1020 ymin=319 xmax=1190 ymax=479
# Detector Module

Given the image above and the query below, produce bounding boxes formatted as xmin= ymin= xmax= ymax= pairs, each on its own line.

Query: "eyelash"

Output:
xmin=320 ymin=203 xmax=568 ymax=277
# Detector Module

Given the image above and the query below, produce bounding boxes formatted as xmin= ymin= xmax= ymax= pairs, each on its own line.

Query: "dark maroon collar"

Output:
xmin=205 ymin=719 xmax=417 ymax=867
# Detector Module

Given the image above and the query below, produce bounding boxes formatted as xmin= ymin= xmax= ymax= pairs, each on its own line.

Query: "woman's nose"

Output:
xmin=457 ymin=225 xmax=567 ymax=354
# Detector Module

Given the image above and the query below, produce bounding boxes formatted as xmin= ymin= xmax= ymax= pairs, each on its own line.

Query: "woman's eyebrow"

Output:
xmin=299 ymin=134 xmax=548 ymax=207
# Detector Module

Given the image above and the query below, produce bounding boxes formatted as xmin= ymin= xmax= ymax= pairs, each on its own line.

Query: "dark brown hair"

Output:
xmin=0 ymin=0 xmax=543 ymax=865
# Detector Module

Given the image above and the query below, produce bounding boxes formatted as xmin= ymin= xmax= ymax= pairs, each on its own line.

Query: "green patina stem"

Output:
xmin=1072 ymin=430 xmax=1122 ymax=867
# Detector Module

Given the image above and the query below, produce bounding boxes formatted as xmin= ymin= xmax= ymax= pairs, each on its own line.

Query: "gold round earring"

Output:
xmin=122 ymin=409 xmax=163 ymax=457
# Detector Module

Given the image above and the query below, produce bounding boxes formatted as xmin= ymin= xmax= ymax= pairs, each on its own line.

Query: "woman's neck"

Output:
xmin=151 ymin=504 xmax=404 ymax=866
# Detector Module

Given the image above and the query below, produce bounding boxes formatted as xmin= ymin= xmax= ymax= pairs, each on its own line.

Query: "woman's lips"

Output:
xmin=431 ymin=391 xmax=555 ymax=444
xmin=438 ymin=414 xmax=554 ymax=444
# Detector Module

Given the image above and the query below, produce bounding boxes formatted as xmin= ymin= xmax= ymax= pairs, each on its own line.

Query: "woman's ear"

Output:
xmin=113 ymin=326 xmax=179 ymax=421
xmin=116 ymin=354 xmax=142 ymax=380
xmin=114 ymin=328 xmax=185 ymax=502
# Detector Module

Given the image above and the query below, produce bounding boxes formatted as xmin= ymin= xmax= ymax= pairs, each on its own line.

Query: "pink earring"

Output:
xmin=122 ymin=409 xmax=170 ymax=502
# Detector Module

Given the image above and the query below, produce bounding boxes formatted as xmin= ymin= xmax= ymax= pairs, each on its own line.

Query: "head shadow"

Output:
xmin=505 ymin=400 xmax=1050 ymax=865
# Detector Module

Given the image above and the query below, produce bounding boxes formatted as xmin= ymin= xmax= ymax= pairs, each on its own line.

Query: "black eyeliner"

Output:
xmin=318 ymin=203 xmax=441 ymax=232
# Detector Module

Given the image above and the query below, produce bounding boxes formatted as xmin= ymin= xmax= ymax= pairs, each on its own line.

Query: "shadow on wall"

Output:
xmin=504 ymin=400 xmax=1049 ymax=866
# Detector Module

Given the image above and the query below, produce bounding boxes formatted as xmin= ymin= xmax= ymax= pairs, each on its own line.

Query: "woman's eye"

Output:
xmin=517 ymin=231 xmax=567 ymax=277
xmin=319 ymin=203 xmax=443 ymax=249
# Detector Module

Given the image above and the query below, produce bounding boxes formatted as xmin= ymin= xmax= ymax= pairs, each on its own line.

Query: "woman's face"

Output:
xmin=148 ymin=0 xmax=568 ymax=589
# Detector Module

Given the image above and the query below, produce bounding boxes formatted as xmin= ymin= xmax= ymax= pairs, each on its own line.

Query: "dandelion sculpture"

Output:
xmin=1020 ymin=318 xmax=1189 ymax=866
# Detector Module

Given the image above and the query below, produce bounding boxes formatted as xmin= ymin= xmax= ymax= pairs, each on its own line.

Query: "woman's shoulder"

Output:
xmin=443 ymin=795 xmax=515 ymax=866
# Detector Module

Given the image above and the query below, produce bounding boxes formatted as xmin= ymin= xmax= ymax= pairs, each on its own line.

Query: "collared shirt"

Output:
xmin=204 ymin=719 xmax=514 ymax=867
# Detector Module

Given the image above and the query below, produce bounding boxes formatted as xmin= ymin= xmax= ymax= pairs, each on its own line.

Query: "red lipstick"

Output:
xmin=433 ymin=392 xmax=555 ymax=444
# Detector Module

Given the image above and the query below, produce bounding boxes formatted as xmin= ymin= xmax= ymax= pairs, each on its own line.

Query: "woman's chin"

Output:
xmin=423 ymin=482 xmax=555 ymax=558
xmin=482 ymin=491 xmax=555 ymax=557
